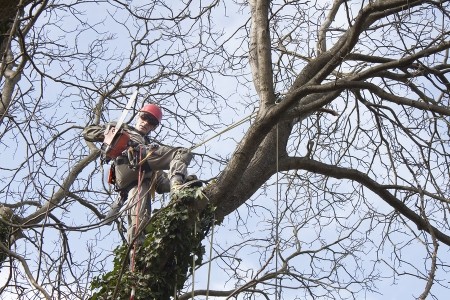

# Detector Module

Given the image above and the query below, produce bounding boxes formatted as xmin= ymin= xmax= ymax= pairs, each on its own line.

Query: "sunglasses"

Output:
xmin=139 ymin=113 xmax=159 ymax=126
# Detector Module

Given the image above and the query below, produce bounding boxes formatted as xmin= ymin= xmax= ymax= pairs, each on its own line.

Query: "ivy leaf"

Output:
xmin=195 ymin=188 xmax=204 ymax=200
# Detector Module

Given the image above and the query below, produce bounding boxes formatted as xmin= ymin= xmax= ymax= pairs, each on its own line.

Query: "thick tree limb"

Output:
xmin=249 ymin=0 xmax=275 ymax=109
xmin=278 ymin=157 xmax=450 ymax=246
xmin=16 ymin=151 xmax=100 ymax=235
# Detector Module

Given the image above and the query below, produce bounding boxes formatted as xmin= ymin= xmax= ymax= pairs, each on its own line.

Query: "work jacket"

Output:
xmin=83 ymin=123 xmax=171 ymax=192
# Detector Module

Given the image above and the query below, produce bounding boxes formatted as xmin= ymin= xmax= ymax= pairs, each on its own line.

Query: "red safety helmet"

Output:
xmin=139 ymin=103 xmax=163 ymax=124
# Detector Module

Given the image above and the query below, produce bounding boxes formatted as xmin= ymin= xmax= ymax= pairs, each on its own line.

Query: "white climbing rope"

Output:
xmin=190 ymin=111 xmax=257 ymax=151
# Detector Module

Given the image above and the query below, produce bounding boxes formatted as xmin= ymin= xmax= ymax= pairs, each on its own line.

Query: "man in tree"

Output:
xmin=83 ymin=102 xmax=194 ymax=245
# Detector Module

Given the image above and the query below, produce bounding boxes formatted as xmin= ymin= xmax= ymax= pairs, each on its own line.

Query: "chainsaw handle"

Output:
xmin=102 ymin=126 xmax=131 ymax=159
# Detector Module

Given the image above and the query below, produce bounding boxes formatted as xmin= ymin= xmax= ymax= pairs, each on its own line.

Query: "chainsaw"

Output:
xmin=101 ymin=90 xmax=138 ymax=160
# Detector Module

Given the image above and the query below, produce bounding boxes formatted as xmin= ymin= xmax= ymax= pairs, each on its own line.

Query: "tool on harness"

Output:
xmin=127 ymin=143 xmax=160 ymax=170
xmin=100 ymin=90 xmax=138 ymax=161
xmin=127 ymin=144 xmax=145 ymax=170
xmin=107 ymin=162 xmax=116 ymax=185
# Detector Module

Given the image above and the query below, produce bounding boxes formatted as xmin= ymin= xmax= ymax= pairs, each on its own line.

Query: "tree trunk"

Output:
xmin=90 ymin=188 xmax=213 ymax=300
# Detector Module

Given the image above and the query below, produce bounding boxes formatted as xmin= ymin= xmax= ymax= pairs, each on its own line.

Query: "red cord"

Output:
xmin=130 ymin=146 xmax=144 ymax=300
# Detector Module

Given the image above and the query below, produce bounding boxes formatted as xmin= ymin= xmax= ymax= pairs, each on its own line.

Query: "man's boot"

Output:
xmin=185 ymin=174 xmax=203 ymax=187
xmin=103 ymin=194 xmax=125 ymax=225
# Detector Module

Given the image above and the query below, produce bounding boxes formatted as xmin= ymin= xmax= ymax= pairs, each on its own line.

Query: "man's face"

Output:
xmin=135 ymin=112 xmax=159 ymax=134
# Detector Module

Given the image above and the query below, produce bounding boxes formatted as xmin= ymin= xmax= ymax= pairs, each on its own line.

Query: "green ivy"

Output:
xmin=0 ymin=218 xmax=11 ymax=266
xmin=0 ymin=211 xmax=13 ymax=267
xmin=90 ymin=187 xmax=215 ymax=300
